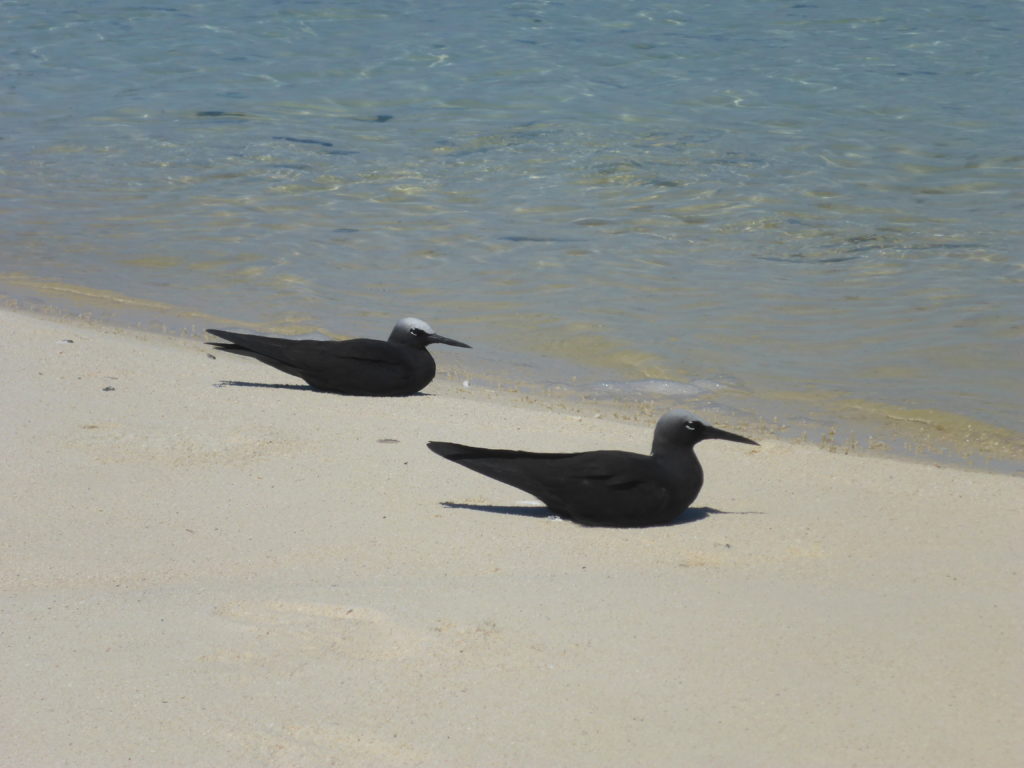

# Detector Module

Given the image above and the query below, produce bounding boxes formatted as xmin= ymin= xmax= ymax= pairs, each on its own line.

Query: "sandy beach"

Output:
xmin=1 ymin=306 xmax=1021 ymax=767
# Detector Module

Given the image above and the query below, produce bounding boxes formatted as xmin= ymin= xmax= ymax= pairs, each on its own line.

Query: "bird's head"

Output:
xmin=389 ymin=317 xmax=471 ymax=349
xmin=652 ymin=410 xmax=758 ymax=455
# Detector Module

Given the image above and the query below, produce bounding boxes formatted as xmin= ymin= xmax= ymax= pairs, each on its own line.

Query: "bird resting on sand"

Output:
xmin=428 ymin=410 xmax=757 ymax=527
xmin=207 ymin=317 xmax=470 ymax=396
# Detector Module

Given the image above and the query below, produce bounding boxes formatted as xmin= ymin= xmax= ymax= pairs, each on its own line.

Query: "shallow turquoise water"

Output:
xmin=2 ymin=0 xmax=1022 ymax=464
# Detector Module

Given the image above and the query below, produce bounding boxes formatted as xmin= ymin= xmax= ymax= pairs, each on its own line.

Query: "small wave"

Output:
xmin=591 ymin=378 xmax=733 ymax=399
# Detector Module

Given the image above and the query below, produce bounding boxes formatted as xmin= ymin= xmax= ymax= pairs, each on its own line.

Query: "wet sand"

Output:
xmin=2 ymin=307 xmax=1021 ymax=767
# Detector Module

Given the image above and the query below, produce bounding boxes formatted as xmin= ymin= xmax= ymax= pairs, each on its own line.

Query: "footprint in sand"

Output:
xmin=71 ymin=421 xmax=298 ymax=467
xmin=211 ymin=600 xmax=427 ymax=662
xmin=217 ymin=722 xmax=425 ymax=767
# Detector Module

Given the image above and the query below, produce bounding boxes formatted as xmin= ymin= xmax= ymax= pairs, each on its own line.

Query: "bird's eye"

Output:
xmin=684 ymin=422 xmax=697 ymax=431
xmin=410 ymin=328 xmax=426 ymax=336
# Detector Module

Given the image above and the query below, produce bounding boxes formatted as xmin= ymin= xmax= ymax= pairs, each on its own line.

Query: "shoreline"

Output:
xmin=2 ymin=304 xmax=1022 ymax=766
xmin=3 ymin=274 xmax=1022 ymax=476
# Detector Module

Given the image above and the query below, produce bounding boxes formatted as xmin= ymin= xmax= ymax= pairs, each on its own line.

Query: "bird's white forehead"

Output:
xmin=659 ymin=409 xmax=700 ymax=427
xmin=395 ymin=317 xmax=434 ymax=334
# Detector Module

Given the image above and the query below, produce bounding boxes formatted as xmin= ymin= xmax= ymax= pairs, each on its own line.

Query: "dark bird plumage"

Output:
xmin=207 ymin=317 xmax=470 ymax=396
xmin=427 ymin=410 xmax=758 ymax=527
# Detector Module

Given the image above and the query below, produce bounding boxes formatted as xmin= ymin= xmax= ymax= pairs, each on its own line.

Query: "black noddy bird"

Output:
xmin=427 ymin=410 xmax=758 ymax=527
xmin=206 ymin=317 xmax=470 ymax=396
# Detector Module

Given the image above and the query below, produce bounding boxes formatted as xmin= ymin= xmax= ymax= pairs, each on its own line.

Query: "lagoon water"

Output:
xmin=2 ymin=1 xmax=1022 ymax=466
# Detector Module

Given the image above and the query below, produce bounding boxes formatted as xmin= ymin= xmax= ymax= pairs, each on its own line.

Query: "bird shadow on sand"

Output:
xmin=440 ymin=502 xmax=739 ymax=527
xmin=215 ymin=380 xmax=314 ymax=392
xmin=213 ymin=380 xmax=430 ymax=396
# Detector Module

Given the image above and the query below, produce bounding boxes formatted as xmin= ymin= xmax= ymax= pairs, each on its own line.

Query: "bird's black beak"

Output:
xmin=428 ymin=333 xmax=471 ymax=349
xmin=704 ymin=425 xmax=758 ymax=446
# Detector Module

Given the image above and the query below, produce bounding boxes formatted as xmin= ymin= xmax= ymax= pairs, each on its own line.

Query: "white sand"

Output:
xmin=1 ymin=307 xmax=1021 ymax=767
